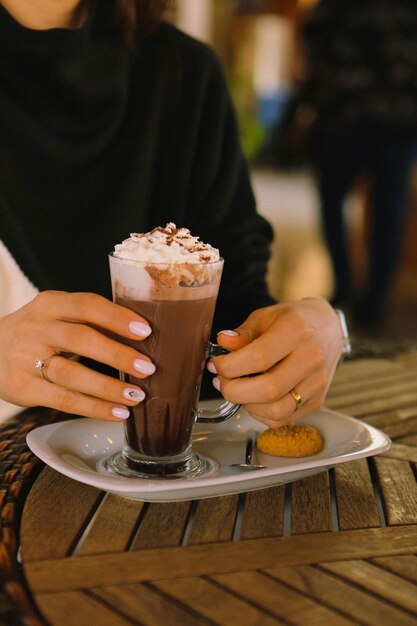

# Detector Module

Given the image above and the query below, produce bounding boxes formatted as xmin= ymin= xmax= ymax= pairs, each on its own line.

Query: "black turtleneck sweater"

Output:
xmin=0 ymin=1 xmax=274 ymax=332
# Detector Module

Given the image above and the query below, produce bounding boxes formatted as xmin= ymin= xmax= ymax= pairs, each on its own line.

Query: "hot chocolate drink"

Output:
xmin=108 ymin=223 xmax=229 ymax=478
xmin=115 ymin=294 xmax=217 ymax=457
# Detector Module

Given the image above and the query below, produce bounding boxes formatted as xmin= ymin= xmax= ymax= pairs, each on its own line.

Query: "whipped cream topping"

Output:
xmin=114 ymin=223 xmax=220 ymax=264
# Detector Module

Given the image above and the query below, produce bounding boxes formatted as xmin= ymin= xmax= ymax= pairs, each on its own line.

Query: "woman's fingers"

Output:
xmin=213 ymin=304 xmax=312 ymax=378
xmin=38 ymin=355 xmax=145 ymax=407
xmin=29 ymin=376 xmax=137 ymax=422
xmin=31 ymin=291 xmax=152 ymax=340
xmin=244 ymin=375 xmax=327 ymax=428
xmin=13 ymin=291 xmax=156 ymax=379
xmin=44 ymin=320 xmax=155 ymax=378
xmin=215 ymin=365 xmax=326 ymax=426
xmin=213 ymin=341 xmax=327 ymax=405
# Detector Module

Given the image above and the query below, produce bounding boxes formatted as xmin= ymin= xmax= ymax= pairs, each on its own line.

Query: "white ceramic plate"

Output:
xmin=26 ymin=403 xmax=391 ymax=502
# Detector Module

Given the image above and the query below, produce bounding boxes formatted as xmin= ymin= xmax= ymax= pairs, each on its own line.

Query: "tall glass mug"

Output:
xmin=105 ymin=254 xmax=240 ymax=479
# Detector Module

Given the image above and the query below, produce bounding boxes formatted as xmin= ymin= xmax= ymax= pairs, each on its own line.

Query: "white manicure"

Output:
xmin=212 ymin=377 xmax=221 ymax=391
xmin=129 ymin=321 xmax=152 ymax=337
xmin=206 ymin=361 xmax=217 ymax=374
xmin=123 ymin=388 xmax=145 ymax=402
xmin=112 ymin=407 xmax=130 ymax=420
xmin=134 ymin=359 xmax=156 ymax=375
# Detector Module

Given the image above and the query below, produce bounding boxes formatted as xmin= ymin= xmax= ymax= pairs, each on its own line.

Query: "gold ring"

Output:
xmin=289 ymin=387 xmax=302 ymax=410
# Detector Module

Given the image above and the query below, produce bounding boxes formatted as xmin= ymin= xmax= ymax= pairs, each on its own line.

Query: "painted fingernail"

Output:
xmin=129 ymin=321 xmax=152 ymax=337
xmin=206 ymin=361 xmax=217 ymax=374
xmin=123 ymin=388 xmax=145 ymax=402
xmin=134 ymin=359 xmax=156 ymax=375
xmin=212 ymin=377 xmax=221 ymax=391
xmin=112 ymin=407 xmax=130 ymax=420
xmin=218 ymin=330 xmax=239 ymax=336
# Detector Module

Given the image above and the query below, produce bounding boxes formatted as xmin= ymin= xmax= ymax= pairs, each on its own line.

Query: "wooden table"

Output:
xmin=1 ymin=350 xmax=417 ymax=626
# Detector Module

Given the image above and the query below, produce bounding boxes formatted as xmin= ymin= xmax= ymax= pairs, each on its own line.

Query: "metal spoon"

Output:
xmin=229 ymin=430 xmax=266 ymax=471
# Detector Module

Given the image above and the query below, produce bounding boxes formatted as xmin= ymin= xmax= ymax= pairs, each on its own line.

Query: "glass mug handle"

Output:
xmin=194 ymin=342 xmax=241 ymax=424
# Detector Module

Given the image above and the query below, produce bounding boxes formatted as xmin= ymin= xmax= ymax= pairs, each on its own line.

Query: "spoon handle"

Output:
xmin=229 ymin=430 xmax=266 ymax=469
xmin=245 ymin=430 xmax=259 ymax=465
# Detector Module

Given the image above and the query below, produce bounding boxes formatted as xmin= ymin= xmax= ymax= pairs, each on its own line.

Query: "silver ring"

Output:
xmin=34 ymin=353 xmax=65 ymax=383
xmin=289 ymin=387 xmax=303 ymax=410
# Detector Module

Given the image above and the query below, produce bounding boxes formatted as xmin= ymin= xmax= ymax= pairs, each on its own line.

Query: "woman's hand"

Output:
xmin=0 ymin=291 xmax=156 ymax=420
xmin=209 ymin=298 xmax=344 ymax=428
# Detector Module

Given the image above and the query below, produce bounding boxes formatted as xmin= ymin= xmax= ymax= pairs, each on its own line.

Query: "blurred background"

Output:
xmin=166 ymin=0 xmax=417 ymax=348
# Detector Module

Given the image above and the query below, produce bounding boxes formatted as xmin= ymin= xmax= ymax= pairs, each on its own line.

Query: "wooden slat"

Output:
xmin=371 ymin=555 xmax=417 ymax=583
xmin=76 ymin=494 xmax=144 ymax=556
xmin=329 ymin=359 xmax=402 ymax=387
xmin=374 ymin=457 xmax=417 ymax=525
xmin=240 ymin=486 xmax=285 ymax=540
xmin=382 ymin=418 xmax=417 ymax=439
xmin=153 ymin=576 xmax=283 ymax=626
xmin=321 ymin=561 xmax=417 ymax=614
xmin=365 ymin=407 xmax=417 ymax=429
xmin=382 ymin=443 xmax=417 ymax=463
xmin=291 ymin=472 xmax=332 ymax=534
xmin=327 ymin=361 xmax=406 ymax=403
xmin=326 ymin=374 xmax=417 ymax=411
xmin=393 ymin=352 xmax=417 ymax=368
xmin=333 ymin=459 xmax=380 ymax=530
xmin=329 ymin=369 xmax=417 ymax=397
xmin=265 ymin=564 xmax=416 ymax=626
xmin=21 ymin=467 xmax=102 ymax=561
xmin=132 ymin=501 xmax=191 ymax=550
xmin=211 ymin=571 xmax=355 ymax=626
xmin=326 ymin=359 xmax=417 ymax=419
xmin=186 ymin=495 xmax=239 ymax=545
xmin=90 ymin=583 xmax=207 ymax=626
xmin=329 ymin=391 xmax=417 ymax=420
xmin=23 ymin=525 xmax=417 ymax=594
xmin=397 ymin=434 xmax=417 ymax=446
xmin=331 ymin=362 xmax=409 ymax=383
xmin=35 ymin=591 xmax=133 ymax=626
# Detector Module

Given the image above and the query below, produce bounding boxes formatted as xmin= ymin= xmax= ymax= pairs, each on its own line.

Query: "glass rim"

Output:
xmin=108 ymin=252 xmax=224 ymax=266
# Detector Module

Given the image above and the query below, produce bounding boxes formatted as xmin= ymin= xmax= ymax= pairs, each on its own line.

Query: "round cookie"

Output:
xmin=257 ymin=424 xmax=323 ymax=457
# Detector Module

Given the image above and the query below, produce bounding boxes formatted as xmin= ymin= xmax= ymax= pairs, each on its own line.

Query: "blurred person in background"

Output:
xmin=299 ymin=0 xmax=417 ymax=330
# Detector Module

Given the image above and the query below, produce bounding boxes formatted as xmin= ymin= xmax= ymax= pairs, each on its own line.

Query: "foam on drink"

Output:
xmin=111 ymin=223 xmax=220 ymax=301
